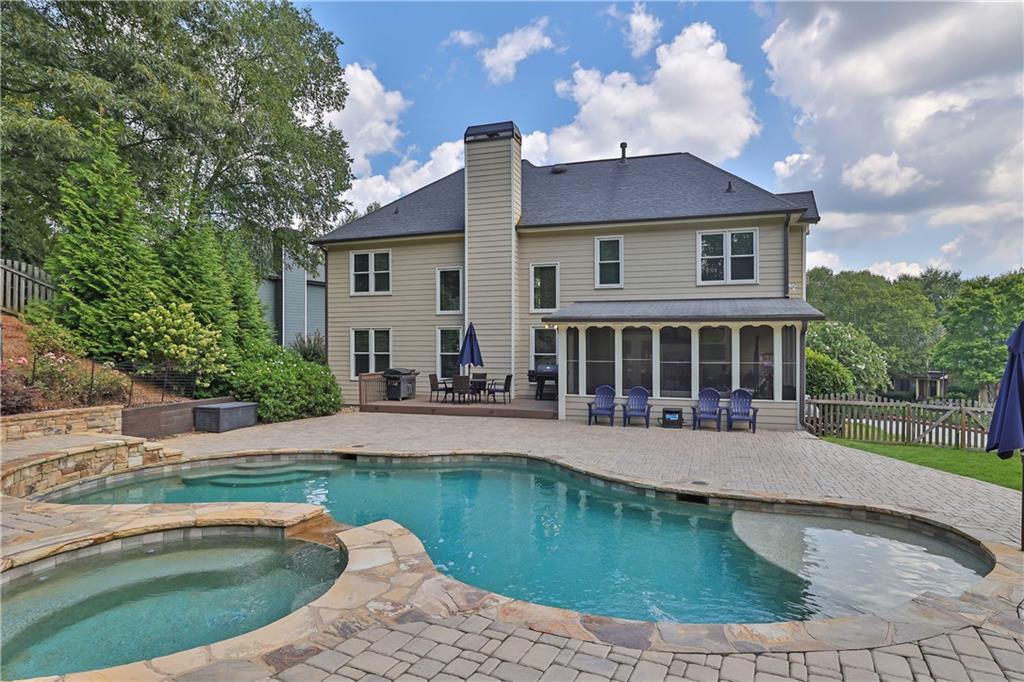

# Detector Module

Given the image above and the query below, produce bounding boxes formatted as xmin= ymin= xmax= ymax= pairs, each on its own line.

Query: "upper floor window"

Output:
xmin=698 ymin=229 xmax=757 ymax=284
xmin=351 ymin=250 xmax=391 ymax=295
xmin=531 ymin=263 xmax=559 ymax=313
xmin=594 ymin=236 xmax=623 ymax=288
xmin=436 ymin=267 xmax=462 ymax=314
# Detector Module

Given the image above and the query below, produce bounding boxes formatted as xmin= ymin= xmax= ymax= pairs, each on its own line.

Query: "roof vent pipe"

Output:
xmin=620 ymin=142 xmax=627 ymax=162
xmin=725 ymin=181 xmax=734 ymax=193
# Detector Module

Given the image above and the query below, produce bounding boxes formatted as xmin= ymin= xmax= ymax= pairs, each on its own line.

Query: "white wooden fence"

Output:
xmin=1 ymin=259 xmax=53 ymax=315
xmin=805 ymin=393 xmax=993 ymax=450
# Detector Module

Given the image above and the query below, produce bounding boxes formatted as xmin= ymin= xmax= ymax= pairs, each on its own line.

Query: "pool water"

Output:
xmin=1 ymin=537 xmax=342 ymax=680
xmin=65 ymin=459 xmax=988 ymax=625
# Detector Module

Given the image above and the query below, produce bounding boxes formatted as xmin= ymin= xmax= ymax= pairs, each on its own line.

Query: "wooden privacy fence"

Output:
xmin=805 ymin=393 xmax=993 ymax=450
xmin=2 ymin=259 xmax=53 ymax=314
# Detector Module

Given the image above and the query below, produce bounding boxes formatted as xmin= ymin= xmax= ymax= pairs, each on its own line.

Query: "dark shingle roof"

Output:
xmin=542 ymin=298 xmax=825 ymax=323
xmin=777 ymin=191 xmax=820 ymax=223
xmin=315 ymin=152 xmax=818 ymax=244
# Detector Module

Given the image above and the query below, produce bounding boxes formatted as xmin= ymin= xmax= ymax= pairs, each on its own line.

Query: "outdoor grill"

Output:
xmin=528 ymin=363 xmax=558 ymax=400
xmin=383 ymin=368 xmax=419 ymax=400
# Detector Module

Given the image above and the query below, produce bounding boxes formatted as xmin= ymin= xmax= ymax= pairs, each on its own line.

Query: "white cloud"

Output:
xmin=763 ymin=3 xmax=1023 ymax=274
xmin=521 ymin=131 xmax=550 ymax=165
xmin=773 ymin=152 xmax=821 ymax=181
xmin=840 ymin=152 xmax=926 ymax=197
xmin=807 ymin=250 xmax=841 ymax=270
xmin=869 ymin=260 xmax=925 ymax=280
xmin=443 ymin=29 xmax=483 ymax=48
xmin=344 ymin=140 xmax=464 ymax=213
xmin=479 ymin=18 xmax=555 ymax=84
xmin=546 ymin=22 xmax=759 ymax=163
xmin=608 ymin=3 xmax=663 ymax=57
xmin=328 ymin=64 xmax=409 ymax=177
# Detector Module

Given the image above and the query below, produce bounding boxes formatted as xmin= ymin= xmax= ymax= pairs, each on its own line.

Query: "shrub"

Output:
xmin=1 ymin=364 xmax=39 ymax=414
xmin=222 ymin=340 xmax=341 ymax=422
xmin=292 ymin=331 xmax=327 ymax=364
xmin=21 ymin=302 xmax=85 ymax=356
xmin=807 ymin=321 xmax=890 ymax=393
xmin=806 ymin=349 xmax=855 ymax=396
xmin=19 ymin=354 xmax=128 ymax=407
xmin=127 ymin=296 xmax=227 ymax=389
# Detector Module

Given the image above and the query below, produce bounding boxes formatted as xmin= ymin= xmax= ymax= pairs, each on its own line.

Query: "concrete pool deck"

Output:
xmin=1 ymin=412 xmax=1021 ymax=681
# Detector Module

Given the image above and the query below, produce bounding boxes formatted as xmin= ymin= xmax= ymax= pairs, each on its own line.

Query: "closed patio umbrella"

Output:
xmin=458 ymin=322 xmax=484 ymax=371
xmin=986 ymin=320 xmax=1024 ymax=550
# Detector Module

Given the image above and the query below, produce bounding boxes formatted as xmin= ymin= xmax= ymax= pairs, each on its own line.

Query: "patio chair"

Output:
xmin=471 ymin=372 xmax=487 ymax=402
xmin=428 ymin=373 xmax=453 ymax=403
xmin=725 ymin=389 xmax=759 ymax=433
xmin=588 ymin=385 xmax=616 ymax=426
xmin=691 ymin=388 xmax=723 ymax=431
xmin=488 ymin=374 xmax=513 ymax=404
xmin=621 ymin=386 xmax=652 ymax=428
xmin=451 ymin=375 xmax=472 ymax=404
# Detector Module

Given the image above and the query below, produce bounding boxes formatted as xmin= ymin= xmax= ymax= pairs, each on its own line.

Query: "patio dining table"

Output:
xmin=439 ymin=376 xmax=489 ymax=402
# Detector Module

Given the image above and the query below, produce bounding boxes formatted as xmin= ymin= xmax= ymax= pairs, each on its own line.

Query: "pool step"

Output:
xmin=182 ymin=467 xmax=332 ymax=487
xmin=233 ymin=461 xmax=295 ymax=471
xmin=204 ymin=471 xmax=322 ymax=487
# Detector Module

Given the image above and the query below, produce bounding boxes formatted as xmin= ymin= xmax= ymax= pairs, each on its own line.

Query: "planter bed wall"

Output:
xmin=121 ymin=397 xmax=234 ymax=439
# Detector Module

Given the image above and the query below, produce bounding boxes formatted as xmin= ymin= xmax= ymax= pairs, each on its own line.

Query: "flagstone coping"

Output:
xmin=1 ymin=447 xmax=1022 ymax=681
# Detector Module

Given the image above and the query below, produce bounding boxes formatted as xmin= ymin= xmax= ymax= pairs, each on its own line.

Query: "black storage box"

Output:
xmin=659 ymin=407 xmax=684 ymax=428
xmin=194 ymin=401 xmax=258 ymax=433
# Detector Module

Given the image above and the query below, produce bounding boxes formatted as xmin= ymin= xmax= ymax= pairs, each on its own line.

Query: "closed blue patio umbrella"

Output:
xmin=458 ymin=322 xmax=484 ymax=371
xmin=986 ymin=320 xmax=1024 ymax=550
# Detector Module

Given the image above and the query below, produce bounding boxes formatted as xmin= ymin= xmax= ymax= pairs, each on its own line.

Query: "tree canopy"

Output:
xmin=1 ymin=0 xmax=351 ymax=274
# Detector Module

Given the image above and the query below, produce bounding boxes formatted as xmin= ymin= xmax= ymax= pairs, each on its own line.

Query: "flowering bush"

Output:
xmin=807 ymin=321 xmax=890 ymax=393
xmin=128 ymin=297 xmax=227 ymax=388
xmin=1 ymin=363 xmax=39 ymax=414
xmin=3 ymin=353 xmax=128 ymax=409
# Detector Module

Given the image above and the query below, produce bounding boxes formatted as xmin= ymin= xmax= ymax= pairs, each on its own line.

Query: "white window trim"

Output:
xmin=349 ymin=327 xmax=392 ymax=380
xmin=436 ymin=326 xmax=462 ymax=379
xmin=529 ymin=325 xmax=558 ymax=384
xmin=696 ymin=228 xmax=759 ymax=285
xmin=349 ymin=249 xmax=392 ymax=296
xmin=435 ymin=266 xmax=463 ymax=315
xmin=529 ymin=262 xmax=560 ymax=314
xmin=594 ymin=236 xmax=624 ymax=289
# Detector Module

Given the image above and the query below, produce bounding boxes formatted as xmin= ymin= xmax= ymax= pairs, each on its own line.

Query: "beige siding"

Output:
xmin=325 ymin=237 xmax=464 ymax=402
xmin=563 ymin=396 xmax=800 ymax=430
xmin=514 ymin=217 xmax=791 ymax=396
xmin=465 ymin=137 xmax=517 ymax=381
xmin=789 ymin=222 xmax=807 ymax=299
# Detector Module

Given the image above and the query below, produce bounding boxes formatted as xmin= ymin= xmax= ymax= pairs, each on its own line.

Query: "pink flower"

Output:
xmin=16 ymin=357 xmax=28 ymax=365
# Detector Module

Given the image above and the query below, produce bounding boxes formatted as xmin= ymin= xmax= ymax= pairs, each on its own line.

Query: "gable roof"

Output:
xmin=315 ymin=152 xmax=818 ymax=245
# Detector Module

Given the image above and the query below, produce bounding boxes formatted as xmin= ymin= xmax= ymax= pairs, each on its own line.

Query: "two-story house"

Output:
xmin=314 ymin=121 xmax=824 ymax=429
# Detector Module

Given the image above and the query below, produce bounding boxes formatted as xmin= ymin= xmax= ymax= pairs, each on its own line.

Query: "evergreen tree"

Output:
xmin=46 ymin=124 xmax=165 ymax=357
xmin=220 ymin=231 xmax=271 ymax=347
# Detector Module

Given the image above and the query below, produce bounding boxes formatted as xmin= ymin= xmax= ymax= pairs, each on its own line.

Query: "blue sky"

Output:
xmin=305 ymin=2 xmax=1023 ymax=278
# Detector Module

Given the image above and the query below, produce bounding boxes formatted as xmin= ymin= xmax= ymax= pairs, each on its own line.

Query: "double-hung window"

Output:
xmin=351 ymin=328 xmax=390 ymax=378
xmin=351 ymin=250 xmax=391 ymax=295
xmin=530 ymin=263 xmax=559 ymax=313
xmin=436 ymin=267 xmax=462 ymax=314
xmin=594 ymin=237 xmax=623 ymax=288
xmin=531 ymin=326 xmax=557 ymax=374
xmin=437 ymin=327 xmax=461 ymax=379
xmin=698 ymin=229 xmax=757 ymax=284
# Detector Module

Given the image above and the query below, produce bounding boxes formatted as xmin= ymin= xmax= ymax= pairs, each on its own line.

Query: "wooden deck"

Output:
xmin=360 ymin=393 xmax=557 ymax=420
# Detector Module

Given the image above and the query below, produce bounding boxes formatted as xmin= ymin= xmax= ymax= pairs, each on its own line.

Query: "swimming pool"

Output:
xmin=1 ymin=536 xmax=342 ymax=680
xmin=64 ymin=458 xmax=989 ymax=625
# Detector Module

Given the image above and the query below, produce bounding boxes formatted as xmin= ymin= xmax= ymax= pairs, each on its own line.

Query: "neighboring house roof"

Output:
xmin=314 ymin=152 xmax=818 ymax=245
xmin=541 ymin=298 xmax=825 ymax=323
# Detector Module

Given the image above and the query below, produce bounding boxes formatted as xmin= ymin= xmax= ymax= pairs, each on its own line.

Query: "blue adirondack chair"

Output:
xmin=588 ymin=385 xmax=616 ymax=426
xmin=622 ymin=386 xmax=651 ymax=427
xmin=725 ymin=389 xmax=759 ymax=432
xmin=691 ymin=388 xmax=723 ymax=431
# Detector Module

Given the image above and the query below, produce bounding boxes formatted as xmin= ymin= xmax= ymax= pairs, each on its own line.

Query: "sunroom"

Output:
xmin=542 ymin=299 xmax=825 ymax=430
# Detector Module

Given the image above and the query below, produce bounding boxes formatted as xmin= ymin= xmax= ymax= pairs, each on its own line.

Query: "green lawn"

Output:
xmin=826 ymin=438 xmax=1022 ymax=490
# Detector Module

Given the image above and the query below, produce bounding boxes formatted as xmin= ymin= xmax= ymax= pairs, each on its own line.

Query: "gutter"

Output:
xmin=798 ymin=320 xmax=808 ymax=430
xmin=782 ymin=213 xmax=792 ymax=298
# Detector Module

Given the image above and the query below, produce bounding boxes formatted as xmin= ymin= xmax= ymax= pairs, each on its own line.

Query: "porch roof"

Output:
xmin=541 ymin=298 xmax=825 ymax=324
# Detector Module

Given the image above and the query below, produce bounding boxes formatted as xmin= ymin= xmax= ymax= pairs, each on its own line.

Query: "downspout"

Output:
xmin=798 ymin=320 xmax=808 ymax=429
xmin=319 ymin=244 xmax=329 ymax=365
xmin=782 ymin=213 xmax=792 ymax=298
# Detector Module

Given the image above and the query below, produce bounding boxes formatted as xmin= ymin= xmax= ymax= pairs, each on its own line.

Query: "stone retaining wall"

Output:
xmin=1 ymin=437 xmax=180 ymax=498
xmin=0 ymin=405 xmax=122 ymax=443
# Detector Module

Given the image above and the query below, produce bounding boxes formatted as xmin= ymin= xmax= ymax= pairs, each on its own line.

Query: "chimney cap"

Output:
xmin=464 ymin=121 xmax=522 ymax=143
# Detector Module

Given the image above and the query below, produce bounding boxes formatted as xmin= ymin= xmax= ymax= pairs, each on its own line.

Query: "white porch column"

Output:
xmin=772 ymin=323 xmax=783 ymax=401
xmin=557 ymin=326 xmax=567 ymax=420
xmin=731 ymin=325 xmax=741 ymax=391
xmin=614 ymin=325 xmax=623 ymax=397
xmin=651 ymin=325 xmax=662 ymax=398
xmin=690 ymin=325 xmax=701 ymax=398
xmin=579 ymin=325 xmax=588 ymax=395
